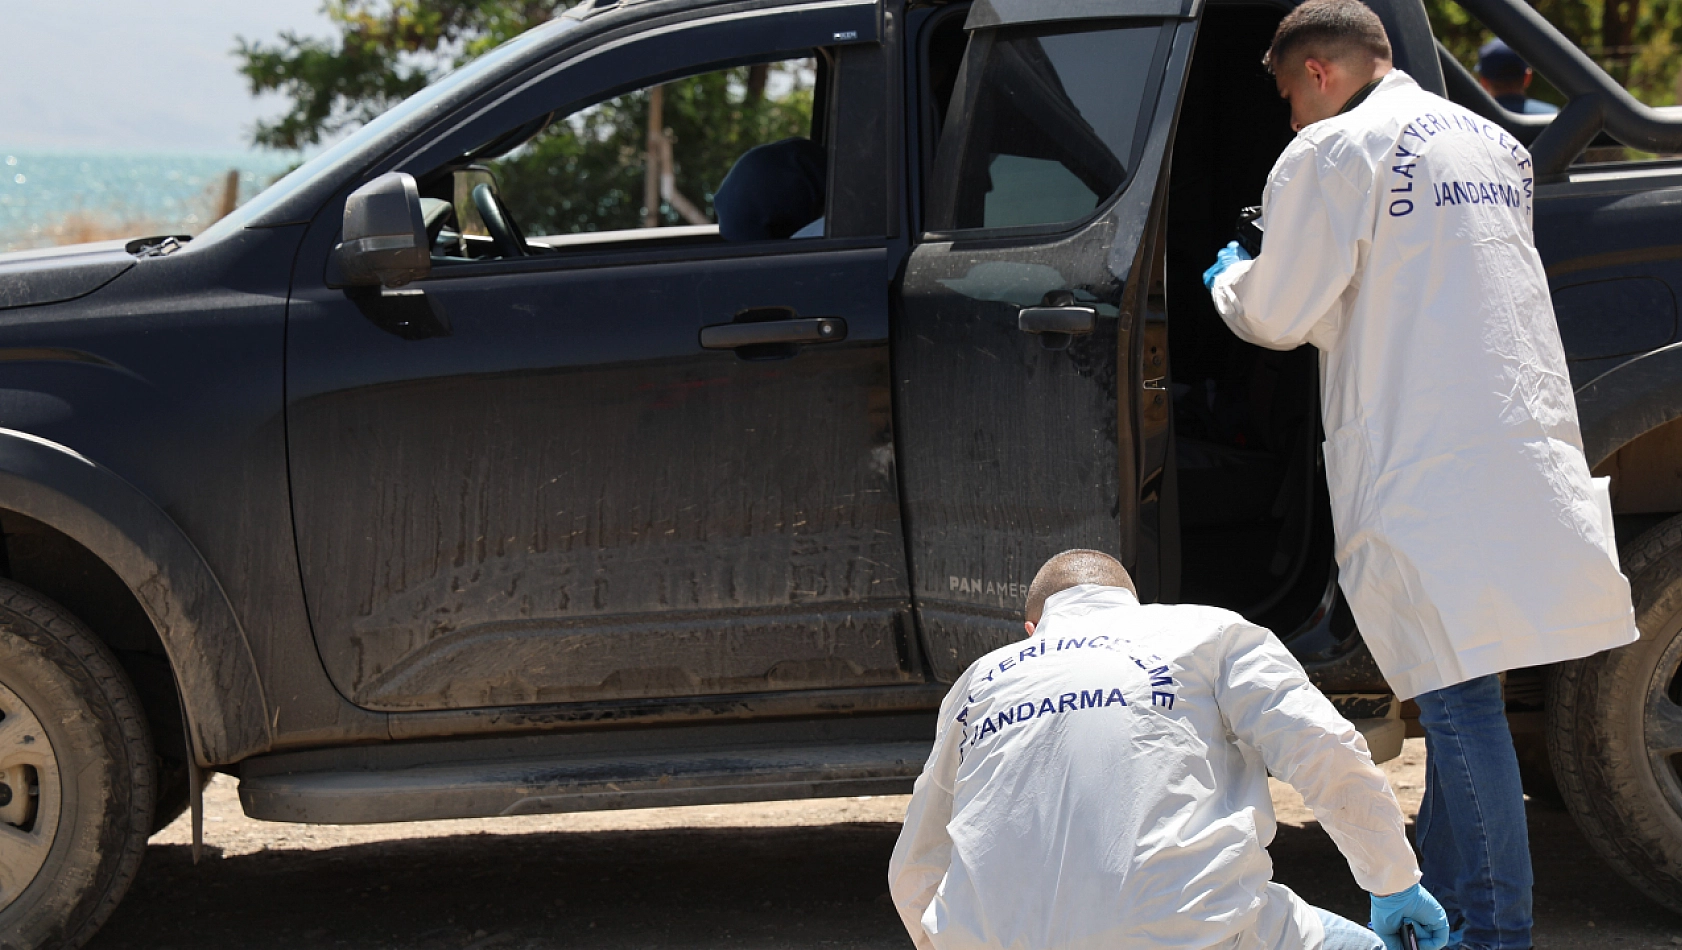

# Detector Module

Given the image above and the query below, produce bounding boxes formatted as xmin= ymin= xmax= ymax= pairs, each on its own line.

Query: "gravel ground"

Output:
xmin=84 ymin=739 xmax=1680 ymax=949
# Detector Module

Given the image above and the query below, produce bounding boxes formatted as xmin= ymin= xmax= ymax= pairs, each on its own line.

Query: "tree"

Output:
xmin=238 ymin=0 xmax=813 ymax=234
xmin=238 ymin=1 xmax=570 ymax=151
xmin=1425 ymin=0 xmax=1682 ymax=108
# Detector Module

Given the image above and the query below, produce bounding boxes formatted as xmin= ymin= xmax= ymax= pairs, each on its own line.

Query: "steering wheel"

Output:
xmin=471 ymin=182 xmax=529 ymax=258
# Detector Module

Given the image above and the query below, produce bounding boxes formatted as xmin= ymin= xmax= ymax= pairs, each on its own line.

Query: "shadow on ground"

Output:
xmin=1267 ymin=802 xmax=1682 ymax=948
xmin=91 ymin=821 xmax=907 ymax=950
xmin=87 ymin=803 xmax=1679 ymax=950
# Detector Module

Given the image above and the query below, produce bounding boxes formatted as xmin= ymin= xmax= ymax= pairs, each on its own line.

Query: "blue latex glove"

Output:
xmin=1370 ymin=883 xmax=1451 ymax=950
xmin=1201 ymin=240 xmax=1252 ymax=291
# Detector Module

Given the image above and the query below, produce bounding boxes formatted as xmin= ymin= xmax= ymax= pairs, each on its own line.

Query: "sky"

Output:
xmin=0 ymin=0 xmax=335 ymax=153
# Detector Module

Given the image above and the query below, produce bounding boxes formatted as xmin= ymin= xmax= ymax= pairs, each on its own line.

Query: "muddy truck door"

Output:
xmin=894 ymin=0 xmax=1198 ymax=680
xmin=283 ymin=2 xmax=922 ymax=713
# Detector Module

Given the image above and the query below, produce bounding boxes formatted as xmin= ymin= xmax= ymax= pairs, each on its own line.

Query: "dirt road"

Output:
xmin=86 ymin=739 xmax=1679 ymax=949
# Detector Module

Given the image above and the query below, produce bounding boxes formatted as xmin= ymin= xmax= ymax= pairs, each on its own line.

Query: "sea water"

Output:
xmin=0 ymin=150 xmax=303 ymax=252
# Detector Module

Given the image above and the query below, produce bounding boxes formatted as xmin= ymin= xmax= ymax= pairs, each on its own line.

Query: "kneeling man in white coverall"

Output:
xmin=889 ymin=550 xmax=1449 ymax=950
xmin=1201 ymin=3 xmax=1637 ymax=948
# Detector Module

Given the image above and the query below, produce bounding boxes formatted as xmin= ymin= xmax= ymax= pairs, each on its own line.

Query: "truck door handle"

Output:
xmin=1018 ymin=305 xmax=1096 ymax=335
xmin=1018 ymin=305 xmax=1096 ymax=351
xmin=699 ymin=317 xmax=848 ymax=350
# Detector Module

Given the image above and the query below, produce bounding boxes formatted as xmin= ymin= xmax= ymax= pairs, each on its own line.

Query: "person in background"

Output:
xmin=1477 ymin=38 xmax=1559 ymax=115
xmin=889 ymin=549 xmax=1448 ymax=950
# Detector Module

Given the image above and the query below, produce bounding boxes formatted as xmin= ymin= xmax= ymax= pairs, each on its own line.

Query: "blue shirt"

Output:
xmin=1494 ymin=93 xmax=1558 ymax=115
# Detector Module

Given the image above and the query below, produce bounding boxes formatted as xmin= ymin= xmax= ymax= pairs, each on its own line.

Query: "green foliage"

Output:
xmin=237 ymin=1 xmax=572 ymax=150
xmin=493 ymin=66 xmax=815 ymax=235
xmin=1424 ymin=0 xmax=1682 ymax=108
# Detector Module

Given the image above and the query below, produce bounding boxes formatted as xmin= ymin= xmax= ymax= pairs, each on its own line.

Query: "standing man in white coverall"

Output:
xmin=889 ymin=549 xmax=1450 ymax=950
xmin=1201 ymin=2 xmax=1638 ymax=948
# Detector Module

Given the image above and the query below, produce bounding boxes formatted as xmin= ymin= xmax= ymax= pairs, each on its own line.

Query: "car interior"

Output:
xmin=1163 ymin=1 xmax=1337 ymax=633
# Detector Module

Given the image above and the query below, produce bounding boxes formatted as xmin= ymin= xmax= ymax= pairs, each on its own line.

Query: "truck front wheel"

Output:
xmin=0 ymin=580 xmax=153 ymax=949
xmin=1549 ymin=512 xmax=1682 ymax=914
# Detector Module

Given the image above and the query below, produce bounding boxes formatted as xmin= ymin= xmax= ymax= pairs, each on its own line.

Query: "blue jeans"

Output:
xmin=1318 ymin=908 xmax=1382 ymax=950
xmin=1415 ymin=674 xmax=1534 ymax=950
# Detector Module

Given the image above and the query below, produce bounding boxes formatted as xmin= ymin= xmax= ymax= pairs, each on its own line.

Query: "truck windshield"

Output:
xmin=196 ymin=17 xmax=576 ymax=245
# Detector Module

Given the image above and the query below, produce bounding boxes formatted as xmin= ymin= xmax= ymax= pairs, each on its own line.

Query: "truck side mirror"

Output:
xmin=335 ymin=172 xmax=430 ymax=287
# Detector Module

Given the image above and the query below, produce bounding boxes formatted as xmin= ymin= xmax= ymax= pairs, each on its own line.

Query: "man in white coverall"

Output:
xmin=1201 ymin=3 xmax=1638 ymax=948
xmin=889 ymin=549 xmax=1450 ymax=950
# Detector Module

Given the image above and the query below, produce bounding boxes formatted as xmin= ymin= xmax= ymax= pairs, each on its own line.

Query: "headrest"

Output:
xmin=713 ymin=137 xmax=826 ymax=241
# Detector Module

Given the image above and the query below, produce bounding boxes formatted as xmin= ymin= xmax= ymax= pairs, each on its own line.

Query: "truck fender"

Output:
xmin=1576 ymin=340 xmax=1682 ymax=469
xmin=0 ymin=427 xmax=270 ymax=765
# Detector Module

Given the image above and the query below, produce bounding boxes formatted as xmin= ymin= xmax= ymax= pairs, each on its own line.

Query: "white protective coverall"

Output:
xmin=1210 ymin=69 xmax=1636 ymax=700
xmin=888 ymin=584 xmax=1419 ymax=950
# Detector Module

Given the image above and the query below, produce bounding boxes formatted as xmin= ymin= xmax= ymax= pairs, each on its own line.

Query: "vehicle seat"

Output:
xmin=713 ymin=137 xmax=826 ymax=241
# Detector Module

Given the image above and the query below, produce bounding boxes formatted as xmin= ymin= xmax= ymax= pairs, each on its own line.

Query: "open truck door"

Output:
xmin=894 ymin=0 xmax=1198 ymax=680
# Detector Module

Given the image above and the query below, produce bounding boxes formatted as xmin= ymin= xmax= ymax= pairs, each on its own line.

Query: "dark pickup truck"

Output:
xmin=5 ymin=0 xmax=1682 ymax=944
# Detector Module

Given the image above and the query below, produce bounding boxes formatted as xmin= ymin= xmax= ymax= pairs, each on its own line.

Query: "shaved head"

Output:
xmin=1264 ymin=0 xmax=1391 ymax=76
xmin=1024 ymin=550 xmax=1135 ymax=624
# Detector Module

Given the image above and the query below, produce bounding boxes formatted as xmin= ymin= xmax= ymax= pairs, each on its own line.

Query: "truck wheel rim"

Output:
xmin=1647 ymin=622 xmax=1682 ymax=819
xmin=0 ymin=681 xmax=59 ymax=913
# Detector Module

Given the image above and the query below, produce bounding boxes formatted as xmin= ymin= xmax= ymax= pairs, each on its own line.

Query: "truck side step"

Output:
xmin=238 ymin=718 xmax=935 ymax=824
xmin=237 ymin=713 xmax=1403 ymax=824
xmin=240 ymin=740 xmax=928 ymax=824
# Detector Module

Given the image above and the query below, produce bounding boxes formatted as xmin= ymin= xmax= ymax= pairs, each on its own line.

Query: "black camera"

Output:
xmin=1234 ymin=205 xmax=1264 ymax=258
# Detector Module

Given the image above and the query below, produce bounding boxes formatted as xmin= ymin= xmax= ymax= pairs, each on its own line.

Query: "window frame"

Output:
xmin=429 ymin=50 xmax=829 ymax=259
xmin=920 ymin=17 xmax=1175 ymax=242
xmin=366 ymin=2 xmax=889 ymax=282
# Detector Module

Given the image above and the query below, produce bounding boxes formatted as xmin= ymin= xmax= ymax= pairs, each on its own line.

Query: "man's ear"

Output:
xmin=1303 ymin=56 xmax=1332 ymax=92
xmin=1024 ymin=620 xmax=1036 ymax=636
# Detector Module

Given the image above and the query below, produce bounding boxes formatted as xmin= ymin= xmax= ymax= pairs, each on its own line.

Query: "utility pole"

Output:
xmin=644 ymin=85 xmax=664 ymax=228
xmin=642 ymin=83 xmax=711 ymax=228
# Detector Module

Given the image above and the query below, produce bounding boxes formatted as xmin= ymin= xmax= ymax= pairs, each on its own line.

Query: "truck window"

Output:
xmin=424 ymin=54 xmax=826 ymax=259
xmin=927 ymin=22 xmax=1163 ymax=232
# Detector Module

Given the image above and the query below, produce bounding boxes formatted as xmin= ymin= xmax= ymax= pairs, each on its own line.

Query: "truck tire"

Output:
xmin=1549 ymin=512 xmax=1682 ymax=914
xmin=0 ymin=580 xmax=154 ymax=950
